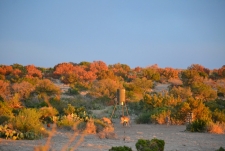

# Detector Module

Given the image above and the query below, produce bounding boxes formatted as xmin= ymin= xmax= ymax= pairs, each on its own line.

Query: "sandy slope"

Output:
xmin=1 ymin=120 xmax=225 ymax=151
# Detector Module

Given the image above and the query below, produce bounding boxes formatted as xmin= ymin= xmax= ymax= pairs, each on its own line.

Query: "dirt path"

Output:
xmin=1 ymin=120 xmax=225 ymax=151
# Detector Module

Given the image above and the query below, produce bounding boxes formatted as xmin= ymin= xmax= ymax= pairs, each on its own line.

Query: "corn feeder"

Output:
xmin=111 ymin=89 xmax=129 ymax=119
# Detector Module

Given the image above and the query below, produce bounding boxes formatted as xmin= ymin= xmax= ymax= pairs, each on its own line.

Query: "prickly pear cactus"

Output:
xmin=0 ymin=124 xmax=26 ymax=140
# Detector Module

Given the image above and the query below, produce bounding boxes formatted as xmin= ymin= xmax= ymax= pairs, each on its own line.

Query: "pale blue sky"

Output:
xmin=0 ymin=0 xmax=224 ymax=69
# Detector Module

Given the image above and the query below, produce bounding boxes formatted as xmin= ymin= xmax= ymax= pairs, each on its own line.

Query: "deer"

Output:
xmin=120 ymin=115 xmax=130 ymax=127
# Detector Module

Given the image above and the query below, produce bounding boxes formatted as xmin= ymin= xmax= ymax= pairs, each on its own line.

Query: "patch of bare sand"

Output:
xmin=90 ymin=106 xmax=112 ymax=118
xmin=1 ymin=120 xmax=225 ymax=151
xmin=154 ymin=83 xmax=170 ymax=93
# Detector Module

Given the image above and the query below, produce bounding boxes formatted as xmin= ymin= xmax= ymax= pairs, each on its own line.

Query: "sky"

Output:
xmin=0 ymin=1 xmax=225 ymax=69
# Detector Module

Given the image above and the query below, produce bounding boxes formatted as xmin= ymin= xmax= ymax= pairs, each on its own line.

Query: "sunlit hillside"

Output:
xmin=0 ymin=62 xmax=224 ymax=138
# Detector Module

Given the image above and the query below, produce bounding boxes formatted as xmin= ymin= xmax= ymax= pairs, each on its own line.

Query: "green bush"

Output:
xmin=0 ymin=116 xmax=10 ymax=125
xmin=109 ymin=146 xmax=133 ymax=151
xmin=67 ymin=87 xmax=79 ymax=95
xmin=57 ymin=117 xmax=75 ymax=130
xmin=212 ymin=110 xmax=225 ymax=123
xmin=135 ymin=138 xmax=165 ymax=151
xmin=136 ymin=112 xmax=151 ymax=124
xmin=10 ymin=108 xmax=44 ymax=136
xmin=186 ymin=119 xmax=207 ymax=132
xmin=216 ymin=147 xmax=225 ymax=151
xmin=39 ymin=107 xmax=58 ymax=124
xmin=4 ymin=108 xmax=48 ymax=140
xmin=0 ymin=102 xmax=13 ymax=118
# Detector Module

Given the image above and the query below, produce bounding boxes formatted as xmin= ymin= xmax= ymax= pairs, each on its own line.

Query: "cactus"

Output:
xmin=12 ymin=136 xmax=17 ymax=140
xmin=0 ymin=124 xmax=27 ymax=140
xmin=19 ymin=132 xmax=24 ymax=139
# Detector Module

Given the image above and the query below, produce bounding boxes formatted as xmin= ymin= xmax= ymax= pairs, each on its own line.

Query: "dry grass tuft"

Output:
xmin=97 ymin=124 xmax=116 ymax=139
xmin=84 ymin=119 xmax=96 ymax=134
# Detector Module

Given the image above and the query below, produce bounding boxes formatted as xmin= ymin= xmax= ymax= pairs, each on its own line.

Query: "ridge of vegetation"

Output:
xmin=0 ymin=61 xmax=225 ymax=143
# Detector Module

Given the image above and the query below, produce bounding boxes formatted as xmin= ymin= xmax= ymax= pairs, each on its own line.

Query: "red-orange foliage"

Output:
xmin=134 ymin=66 xmax=142 ymax=72
xmin=217 ymin=66 xmax=225 ymax=78
xmin=73 ymin=66 xmax=96 ymax=82
xmin=147 ymin=64 xmax=159 ymax=69
xmin=188 ymin=64 xmax=210 ymax=74
xmin=36 ymin=79 xmax=61 ymax=96
xmin=26 ymin=65 xmax=42 ymax=78
xmin=89 ymin=61 xmax=108 ymax=74
xmin=12 ymin=81 xmax=35 ymax=100
xmin=108 ymin=63 xmax=130 ymax=79
xmin=0 ymin=80 xmax=11 ymax=100
xmin=188 ymin=64 xmax=210 ymax=75
xmin=54 ymin=63 xmax=97 ymax=84
xmin=96 ymin=70 xmax=117 ymax=80
xmin=0 ymin=65 xmax=13 ymax=75
xmin=12 ymin=69 xmax=22 ymax=76
xmin=159 ymin=67 xmax=179 ymax=79
xmin=53 ymin=63 xmax=75 ymax=76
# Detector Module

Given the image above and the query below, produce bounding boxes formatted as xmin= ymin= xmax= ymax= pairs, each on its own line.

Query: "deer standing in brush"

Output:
xmin=120 ymin=115 xmax=130 ymax=127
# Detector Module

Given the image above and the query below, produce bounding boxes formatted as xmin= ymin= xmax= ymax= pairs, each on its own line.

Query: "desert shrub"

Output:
xmin=186 ymin=97 xmax=212 ymax=122
xmin=150 ymin=108 xmax=170 ymax=124
xmin=10 ymin=108 xmax=46 ymax=139
xmin=84 ymin=119 xmax=96 ymax=134
xmin=207 ymin=122 xmax=225 ymax=134
xmin=0 ymin=116 xmax=10 ymax=125
xmin=169 ymin=86 xmax=192 ymax=99
xmin=76 ymin=121 xmax=87 ymax=131
xmin=135 ymin=112 xmax=151 ymax=124
xmin=135 ymin=138 xmax=165 ymax=151
xmin=49 ymin=99 xmax=67 ymax=114
xmin=109 ymin=146 xmax=133 ymax=151
xmin=205 ymin=99 xmax=225 ymax=112
xmin=63 ymin=104 xmax=75 ymax=115
xmin=94 ymin=119 xmax=108 ymax=132
xmin=39 ymin=107 xmax=58 ymax=124
xmin=186 ymin=119 xmax=207 ymax=132
xmin=98 ymin=124 xmax=115 ymax=139
xmin=216 ymin=147 xmax=225 ymax=151
xmin=136 ymin=107 xmax=170 ymax=124
xmin=0 ymin=102 xmax=13 ymax=118
xmin=67 ymin=87 xmax=79 ymax=95
xmin=170 ymin=101 xmax=191 ymax=125
xmin=212 ymin=110 xmax=225 ymax=123
xmin=57 ymin=117 xmax=75 ymax=130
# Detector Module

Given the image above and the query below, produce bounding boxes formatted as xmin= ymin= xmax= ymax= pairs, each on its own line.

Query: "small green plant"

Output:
xmin=216 ymin=147 xmax=225 ymax=151
xmin=10 ymin=108 xmax=47 ymax=139
xmin=109 ymin=146 xmax=133 ymax=151
xmin=186 ymin=119 xmax=207 ymax=132
xmin=136 ymin=138 xmax=165 ymax=151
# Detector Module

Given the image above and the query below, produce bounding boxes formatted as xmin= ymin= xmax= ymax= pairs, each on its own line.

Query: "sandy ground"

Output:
xmin=0 ymin=120 xmax=225 ymax=151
